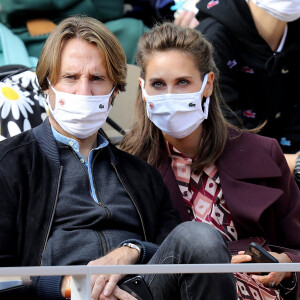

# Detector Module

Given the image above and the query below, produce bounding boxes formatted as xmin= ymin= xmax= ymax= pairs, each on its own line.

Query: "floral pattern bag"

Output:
xmin=0 ymin=68 xmax=47 ymax=140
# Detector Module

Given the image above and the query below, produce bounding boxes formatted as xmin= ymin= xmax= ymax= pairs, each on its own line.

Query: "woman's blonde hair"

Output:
xmin=120 ymin=22 xmax=236 ymax=172
xmin=36 ymin=15 xmax=127 ymax=92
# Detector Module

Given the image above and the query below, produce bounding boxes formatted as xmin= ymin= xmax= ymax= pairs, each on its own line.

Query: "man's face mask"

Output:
xmin=141 ymin=74 xmax=210 ymax=139
xmin=47 ymin=80 xmax=115 ymax=139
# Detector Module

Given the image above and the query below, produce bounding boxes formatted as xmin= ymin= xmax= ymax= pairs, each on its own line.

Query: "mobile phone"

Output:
xmin=119 ymin=275 xmax=153 ymax=300
xmin=244 ymin=242 xmax=279 ymax=263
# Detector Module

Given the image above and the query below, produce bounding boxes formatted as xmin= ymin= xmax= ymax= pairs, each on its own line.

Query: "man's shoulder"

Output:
xmin=0 ymin=130 xmax=37 ymax=160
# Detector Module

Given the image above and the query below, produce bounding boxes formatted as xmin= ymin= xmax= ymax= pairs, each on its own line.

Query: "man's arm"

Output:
xmin=284 ymin=152 xmax=300 ymax=173
xmin=196 ymin=18 xmax=245 ymax=125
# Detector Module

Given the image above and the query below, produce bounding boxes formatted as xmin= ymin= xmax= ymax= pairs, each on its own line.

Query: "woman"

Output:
xmin=120 ymin=22 xmax=300 ymax=300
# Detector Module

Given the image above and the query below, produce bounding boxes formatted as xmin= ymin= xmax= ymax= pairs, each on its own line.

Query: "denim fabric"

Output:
xmin=144 ymin=222 xmax=237 ymax=300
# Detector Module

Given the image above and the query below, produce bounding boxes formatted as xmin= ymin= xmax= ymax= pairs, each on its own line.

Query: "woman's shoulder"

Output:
xmin=224 ymin=128 xmax=284 ymax=164
xmin=228 ymin=128 xmax=277 ymax=149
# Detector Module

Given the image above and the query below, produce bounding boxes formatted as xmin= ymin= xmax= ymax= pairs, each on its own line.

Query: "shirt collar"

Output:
xmin=276 ymin=24 xmax=288 ymax=52
xmin=51 ymin=127 xmax=108 ymax=151
xmin=166 ymin=140 xmax=216 ymax=179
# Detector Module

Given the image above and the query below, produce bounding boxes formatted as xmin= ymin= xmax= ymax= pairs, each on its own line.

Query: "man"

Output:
xmin=0 ymin=16 xmax=236 ymax=299
xmin=175 ymin=0 xmax=300 ymax=185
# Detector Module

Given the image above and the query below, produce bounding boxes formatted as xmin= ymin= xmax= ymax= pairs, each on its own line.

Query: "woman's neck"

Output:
xmin=164 ymin=126 xmax=203 ymax=158
xmin=248 ymin=0 xmax=287 ymax=52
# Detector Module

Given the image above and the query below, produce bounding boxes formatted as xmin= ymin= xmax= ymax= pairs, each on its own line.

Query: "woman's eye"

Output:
xmin=152 ymin=82 xmax=164 ymax=88
xmin=178 ymin=79 xmax=189 ymax=86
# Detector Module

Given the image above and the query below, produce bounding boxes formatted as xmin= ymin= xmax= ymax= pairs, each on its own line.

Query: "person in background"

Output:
xmin=175 ymin=0 xmax=300 ymax=186
xmin=120 ymin=22 xmax=300 ymax=300
xmin=0 ymin=0 xmax=148 ymax=64
xmin=0 ymin=16 xmax=236 ymax=300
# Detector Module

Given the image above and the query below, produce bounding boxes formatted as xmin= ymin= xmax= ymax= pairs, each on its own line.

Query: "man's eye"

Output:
xmin=64 ymin=75 xmax=75 ymax=80
xmin=92 ymin=76 xmax=103 ymax=81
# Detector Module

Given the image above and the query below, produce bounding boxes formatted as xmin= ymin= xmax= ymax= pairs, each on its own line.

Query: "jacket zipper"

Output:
xmin=70 ymin=149 xmax=110 ymax=215
xmin=111 ymin=162 xmax=148 ymax=242
xmin=40 ymin=166 xmax=63 ymax=266
xmin=91 ymin=151 xmax=111 ymax=254
xmin=97 ymin=231 xmax=108 ymax=255
xmin=92 ymin=151 xmax=111 ymax=218
xmin=73 ymin=150 xmax=110 ymax=254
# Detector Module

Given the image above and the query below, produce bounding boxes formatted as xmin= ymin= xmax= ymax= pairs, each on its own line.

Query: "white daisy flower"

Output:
xmin=12 ymin=71 xmax=48 ymax=110
xmin=0 ymin=82 xmax=34 ymax=120
xmin=7 ymin=120 xmax=22 ymax=137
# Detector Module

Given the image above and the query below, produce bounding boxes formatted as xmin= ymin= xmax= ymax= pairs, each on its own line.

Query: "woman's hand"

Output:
xmin=231 ymin=251 xmax=292 ymax=287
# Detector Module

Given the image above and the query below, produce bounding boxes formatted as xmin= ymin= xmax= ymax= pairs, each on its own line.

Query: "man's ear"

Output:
xmin=112 ymin=86 xmax=119 ymax=98
xmin=110 ymin=87 xmax=119 ymax=106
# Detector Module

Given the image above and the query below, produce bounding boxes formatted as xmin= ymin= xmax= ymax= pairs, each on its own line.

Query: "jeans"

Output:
xmin=144 ymin=222 xmax=237 ymax=300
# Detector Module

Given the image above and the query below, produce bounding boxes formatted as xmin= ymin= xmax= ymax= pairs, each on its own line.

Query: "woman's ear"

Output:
xmin=138 ymin=77 xmax=144 ymax=89
xmin=205 ymin=71 xmax=214 ymax=97
xmin=138 ymin=77 xmax=146 ymax=102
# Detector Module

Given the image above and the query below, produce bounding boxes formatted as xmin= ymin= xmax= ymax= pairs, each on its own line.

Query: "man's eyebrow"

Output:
xmin=59 ymin=71 xmax=107 ymax=77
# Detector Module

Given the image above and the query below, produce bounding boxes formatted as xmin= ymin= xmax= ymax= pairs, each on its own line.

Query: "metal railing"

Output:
xmin=1 ymin=264 xmax=300 ymax=299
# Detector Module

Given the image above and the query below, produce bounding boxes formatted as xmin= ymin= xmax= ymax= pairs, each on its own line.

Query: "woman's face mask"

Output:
xmin=47 ymin=80 xmax=115 ymax=139
xmin=141 ymin=74 xmax=210 ymax=139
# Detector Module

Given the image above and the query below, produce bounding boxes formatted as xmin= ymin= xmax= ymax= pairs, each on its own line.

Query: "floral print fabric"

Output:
xmin=0 ymin=70 xmax=47 ymax=139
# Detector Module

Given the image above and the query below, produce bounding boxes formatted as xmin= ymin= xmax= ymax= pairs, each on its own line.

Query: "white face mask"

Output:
xmin=251 ymin=0 xmax=300 ymax=22
xmin=47 ymin=81 xmax=115 ymax=139
xmin=141 ymin=74 xmax=210 ymax=139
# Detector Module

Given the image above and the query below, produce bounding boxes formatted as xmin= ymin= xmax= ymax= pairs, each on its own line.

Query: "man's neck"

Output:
xmin=49 ymin=116 xmax=97 ymax=160
xmin=248 ymin=0 xmax=287 ymax=51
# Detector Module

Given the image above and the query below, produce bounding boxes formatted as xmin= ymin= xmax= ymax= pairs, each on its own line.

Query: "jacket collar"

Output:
xmin=218 ymin=131 xmax=282 ymax=180
xmin=33 ymin=117 xmax=60 ymax=164
xmin=217 ymin=131 xmax=283 ymax=237
xmin=32 ymin=117 xmax=118 ymax=165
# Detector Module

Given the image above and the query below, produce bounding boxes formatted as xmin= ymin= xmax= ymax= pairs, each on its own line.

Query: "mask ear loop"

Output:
xmin=203 ymin=96 xmax=210 ymax=119
xmin=110 ymin=86 xmax=117 ymax=106
xmin=139 ymin=78 xmax=148 ymax=102
xmin=45 ymin=78 xmax=59 ymax=115
xmin=199 ymin=74 xmax=209 ymax=117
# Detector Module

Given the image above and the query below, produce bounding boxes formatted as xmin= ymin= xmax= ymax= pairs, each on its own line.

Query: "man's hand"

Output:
xmin=174 ymin=11 xmax=199 ymax=28
xmin=88 ymin=246 xmax=139 ymax=300
xmin=231 ymin=251 xmax=292 ymax=287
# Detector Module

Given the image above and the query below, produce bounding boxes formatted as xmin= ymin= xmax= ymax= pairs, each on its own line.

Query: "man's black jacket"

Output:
xmin=0 ymin=118 xmax=179 ymax=298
